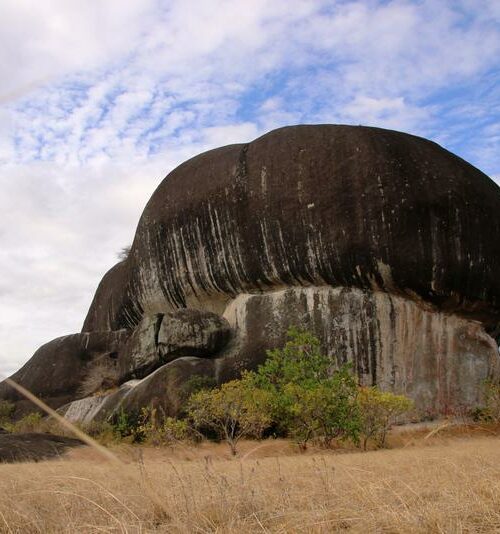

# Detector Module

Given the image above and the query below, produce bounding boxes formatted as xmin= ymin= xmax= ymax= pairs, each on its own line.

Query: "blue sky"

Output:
xmin=0 ymin=0 xmax=499 ymax=376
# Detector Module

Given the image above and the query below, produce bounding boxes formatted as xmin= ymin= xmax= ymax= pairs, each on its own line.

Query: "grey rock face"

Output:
xmin=157 ymin=309 xmax=231 ymax=359
xmin=62 ymin=358 xmax=216 ymax=423
xmin=118 ymin=314 xmax=163 ymax=381
xmin=61 ymin=287 xmax=500 ymax=423
xmin=61 ymin=380 xmax=140 ymax=424
xmin=118 ymin=357 xmax=216 ymax=417
xmin=219 ymin=287 xmax=499 ymax=415
xmin=2 ymin=125 xmax=500 ymax=421
xmin=117 ymin=309 xmax=231 ymax=382
xmin=0 ymin=433 xmax=83 ymax=463
xmin=0 ymin=330 xmax=129 ymax=408
xmin=83 ymin=125 xmax=500 ymax=334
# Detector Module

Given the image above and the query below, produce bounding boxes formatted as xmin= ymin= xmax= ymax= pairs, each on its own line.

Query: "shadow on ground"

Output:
xmin=0 ymin=429 xmax=83 ymax=463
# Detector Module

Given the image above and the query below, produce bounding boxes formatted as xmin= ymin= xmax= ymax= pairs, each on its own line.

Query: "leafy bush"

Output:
xmin=8 ymin=412 xmax=46 ymax=433
xmin=177 ymin=375 xmax=217 ymax=417
xmin=484 ymin=380 xmax=500 ymax=422
xmin=473 ymin=380 xmax=500 ymax=423
xmin=283 ymin=373 xmax=361 ymax=449
xmin=246 ymin=328 xmax=361 ymax=449
xmin=0 ymin=400 xmax=15 ymax=425
xmin=358 ymin=387 xmax=414 ymax=450
xmin=80 ymin=420 xmax=121 ymax=445
xmin=188 ymin=378 xmax=272 ymax=455
xmin=112 ymin=408 xmax=139 ymax=439
xmin=135 ymin=408 xmax=193 ymax=445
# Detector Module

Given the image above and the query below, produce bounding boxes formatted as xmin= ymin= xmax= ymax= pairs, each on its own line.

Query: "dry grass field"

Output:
xmin=0 ymin=425 xmax=499 ymax=533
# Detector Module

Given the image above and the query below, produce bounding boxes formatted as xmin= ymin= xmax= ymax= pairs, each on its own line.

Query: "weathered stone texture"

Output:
xmin=117 ymin=309 xmax=230 ymax=382
xmin=0 ymin=330 xmax=128 ymax=406
xmin=2 ymin=125 xmax=500 ymax=420
xmin=220 ymin=287 xmax=499 ymax=414
xmin=157 ymin=309 xmax=231 ymax=358
xmin=83 ymin=125 xmax=500 ymax=334
xmin=62 ymin=358 xmax=215 ymax=423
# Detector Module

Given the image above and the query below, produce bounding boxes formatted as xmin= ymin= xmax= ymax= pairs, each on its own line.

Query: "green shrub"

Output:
xmin=135 ymin=408 xmax=193 ymax=445
xmin=483 ymin=380 xmax=500 ymax=422
xmin=178 ymin=375 xmax=217 ymax=417
xmin=8 ymin=412 xmax=46 ymax=433
xmin=0 ymin=400 xmax=15 ymax=425
xmin=470 ymin=406 xmax=492 ymax=423
xmin=358 ymin=387 xmax=414 ymax=450
xmin=112 ymin=408 xmax=138 ymax=439
xmin=470 ymin=380 xmax=500 ymax=424
xmin=283 ymin=371 xmax=361 ymax=449
xmin=246 ymin=327 xmax=360 ymax=449
xmin=188 ymin=378 xmax=272 ymax=455
xmin=80 ymin=420 xmax=121 ymax=445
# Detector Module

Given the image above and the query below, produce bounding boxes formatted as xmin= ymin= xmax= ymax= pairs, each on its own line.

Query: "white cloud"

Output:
xmin=0 ymin=0 xmax=499 ymax=376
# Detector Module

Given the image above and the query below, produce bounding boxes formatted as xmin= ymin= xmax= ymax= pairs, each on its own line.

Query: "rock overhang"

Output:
xmin=82 ymin=124 xmax=500 ymax=335
xmin=2 ymin=124 xmax=500 ymax=419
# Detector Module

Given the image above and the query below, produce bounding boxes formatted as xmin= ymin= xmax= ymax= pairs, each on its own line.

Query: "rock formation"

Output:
xmin=1 ymin=125 xmax=499 ymax=421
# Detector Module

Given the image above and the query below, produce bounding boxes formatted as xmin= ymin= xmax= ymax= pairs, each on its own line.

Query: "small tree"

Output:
xmin=188 ymin=378 xmax=272 ymax=455
xmin=473 ymin=379 xmax=500 ymax=423
xmin=358 ymin=387 xmax=414 ymax=450
xmin=248 ymin=328 xmax=361 ymax=449
xmin=255 ymin=327 xmax=331 ymax=387
xmin=284 ymin=373 xmax=361 ymax=449
xmin=250 ymin=327 xmax=332 ymax=433
xmin=134 ymin=407 xmax=193 ymax=445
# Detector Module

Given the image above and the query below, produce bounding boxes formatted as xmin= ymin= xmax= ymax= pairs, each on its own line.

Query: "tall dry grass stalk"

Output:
xmin=2 ymin=378 xmax=500 ymax=532
xmin=0 ymin=435 xmax=498 ymax=533
xmin=2 ymin=378 xmax=171 ymax=524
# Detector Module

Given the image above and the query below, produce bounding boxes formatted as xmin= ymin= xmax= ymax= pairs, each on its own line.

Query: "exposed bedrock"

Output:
xmin=0 ymin=309 xmax=230 ymax=414
xmin=219 ymin=287 xmax=499 ymax=415
xmin=117 ymin=309 xmax=231 ymax=381
xmin=61 ymin=286 xmax=499 ymax=423
xmin=0 ymin=331 xmax=128 ymax=409
xmin=83 ymin=125 xmax=500 ymax=334
xmin=2 ymin=124 xmax=500 ymax=419
xmin=62 ymin=357 xmax=215 ymax=423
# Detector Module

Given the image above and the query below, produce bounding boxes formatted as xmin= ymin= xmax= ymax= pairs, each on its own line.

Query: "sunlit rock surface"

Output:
xmin=2 ymin=125 xmax=500 ymax=419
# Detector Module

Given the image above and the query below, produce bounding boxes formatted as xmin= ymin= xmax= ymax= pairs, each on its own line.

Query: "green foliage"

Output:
xmin=158 ymin=417 xmax=191 ymax=443
xmin=80 ymin=420 xmax=121 ymax=445
xmin=134 ymin=407 xmax=193 ymax=445
xmin=56 ymin=328 xmax=416 ymax=454
xmin=245 ymin=327 xmax=361 ymax=449
xmin=253 ymin=327 xmax=331 ymax=389
xmin=474 ymin=379 xmax=500 ymax=423
xmin=0 ymin=400 xmax=15 ymax=425
xmin=358 ymin=387 xmax=414 ymax=450
xmin=113 ymin=408 xmax=138 ymax=438
xmin=484 ymin=380 xmax=500 ymax=422
xmin=7 ymin=412 xmax=46 ymax=433
xmin=188 ymin=377 xmax=272 ymax=455
xmin=283 ymin=372 xmax=361 ymax=449
xmin=178 ymin=375 xmax=217 ymax=417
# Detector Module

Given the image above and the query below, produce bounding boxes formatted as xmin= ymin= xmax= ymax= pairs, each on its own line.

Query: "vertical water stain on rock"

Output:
xmin=1 ymin=125 xmax=499 ymax=421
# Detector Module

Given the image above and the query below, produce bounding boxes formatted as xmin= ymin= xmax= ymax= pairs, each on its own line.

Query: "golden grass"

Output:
xmin=0 ymin=430 xmax=499 ymax=533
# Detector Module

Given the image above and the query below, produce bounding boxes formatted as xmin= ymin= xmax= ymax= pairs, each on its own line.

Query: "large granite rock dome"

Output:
xmin=84 ymin=125 xmax=500 ymax=333
xmin=2 ymin=125 xmax=500 ymax=420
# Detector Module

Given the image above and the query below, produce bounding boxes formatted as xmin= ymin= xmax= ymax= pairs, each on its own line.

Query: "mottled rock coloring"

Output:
xmin=2 ymin=125 xmax=500 ymax=421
